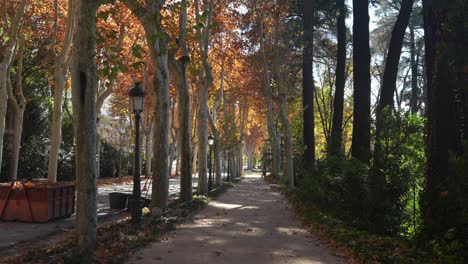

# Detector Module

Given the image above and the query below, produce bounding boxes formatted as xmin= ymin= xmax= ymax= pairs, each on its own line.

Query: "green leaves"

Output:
xmin=131 ymin=44 xmax=144 ymax=59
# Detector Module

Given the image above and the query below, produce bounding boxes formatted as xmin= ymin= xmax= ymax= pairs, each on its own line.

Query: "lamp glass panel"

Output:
xmin=132 ymin=96 xmax=144 ymax=112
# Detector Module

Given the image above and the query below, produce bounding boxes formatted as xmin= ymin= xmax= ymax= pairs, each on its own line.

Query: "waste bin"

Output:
xmin=126 ymin=196 xmax=151 ymax=211
xmin=109 ymin=192 xmax=129 ymax=209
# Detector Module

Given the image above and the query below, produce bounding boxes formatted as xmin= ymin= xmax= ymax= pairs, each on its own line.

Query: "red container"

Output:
xmin=0 ymin=182 xmax=75 ymax=223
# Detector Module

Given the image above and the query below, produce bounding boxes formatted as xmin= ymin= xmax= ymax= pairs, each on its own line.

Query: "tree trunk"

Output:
xmin=0 ymin=0 xmax=27 ymax=176
xmin=351 ymin=0 xmax=371 ymax=163
xmin=145 ymin=120 xmax=154 ymax=178
xmin=329 ymin=0 xmax=346 ymax=157
xmin=371 ymin=0 xmax=414 ymax=232
xmin=196 ymin=82 xmax=209 ymax=194
xmin=302 ymin=0 xmax=315 ymax=168
xmin=409 ymin=23 xmax=419 ymax=114
xmin=259 ymin=16 xmax=281 ymax=178
xmin=377 ymin=0 xmax=414 ymax=111
xmin=274 ymin=9 xmax=294 ymax=189
xmin=124 ymin=0 xmax=170 ymax=211
xmin=7 ymin=43 xmax=26 ymax=181
xmin=194 ymin=0 xmax=215 ymax=195
xmin=422 ymin=0 xmax=466 ymax=238
xmin=48 ymin=0 xmax=74 ymax=183
xmin=9 ymin=106 xmax=24 ymax=180
xmin=71 ymin=0 xmax=99 ymax=252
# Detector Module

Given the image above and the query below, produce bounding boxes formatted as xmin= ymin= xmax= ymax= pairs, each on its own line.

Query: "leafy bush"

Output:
xmin=296 ymin=112 xmax=426 ymax=237
xmin=100 ymin=140 xmax=132 ymax=178
xmin=370 ymin=111 xmax=426 ymax=235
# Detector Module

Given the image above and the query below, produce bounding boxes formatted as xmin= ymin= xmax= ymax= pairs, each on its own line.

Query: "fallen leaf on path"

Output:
xmin=214 ymin=251 xmax=222 ymax=256
xmin=246 ymin=228 xmax=254 ymax=232
xmin=152 ymin=256 xmax=162 ymax=261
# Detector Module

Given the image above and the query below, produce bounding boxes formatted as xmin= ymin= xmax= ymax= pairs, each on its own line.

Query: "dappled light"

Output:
xmin=0 ymin=0 xmax=466 ymax=263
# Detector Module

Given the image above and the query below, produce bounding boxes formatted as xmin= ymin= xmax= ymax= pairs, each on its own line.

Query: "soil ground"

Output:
xmin=128 ymin=174 xmax=345 ymax=264
xmin=0 ymin=175 xmax=197 ymax=258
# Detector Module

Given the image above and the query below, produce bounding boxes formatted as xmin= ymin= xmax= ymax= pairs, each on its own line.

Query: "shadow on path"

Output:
xmin=128 ymin=174 xmax=345 ymax=264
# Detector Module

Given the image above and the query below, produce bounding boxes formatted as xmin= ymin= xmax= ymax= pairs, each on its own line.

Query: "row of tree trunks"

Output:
xmin=259 ymin=15 xmax=281 ymax=178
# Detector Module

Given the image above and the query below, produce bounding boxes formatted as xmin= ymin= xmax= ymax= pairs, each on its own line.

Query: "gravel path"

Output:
xmin=128 ymin=174 xmax=345 ymax=264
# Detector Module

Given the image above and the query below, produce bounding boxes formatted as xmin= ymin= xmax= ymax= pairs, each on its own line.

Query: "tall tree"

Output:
xmin=377 ymin=0 xmax=414 ymax=111
xmin=409 ymin=18 xmax=420 ymax=114
xmin=123 ymin=0 xmax=170 ymax=209
xmin=71 ymin=0 xmax=99 ymax=252
xmin=274 ymin=3 xmax=294 ymax=189
xmin=259 ymin=11 xmax=281 ymax=179
xmin=194 ymin=0 xmax=215 ymax=195
xmin=422 ymin=0 xmax=466 ymax=238
xmin=302 ymin=0 xmax=315 ymax=167
xmin=0 ymin=0 xmax=27 ymax=178
xmin=329 ymin=0 xmax=346 ymax=157
xmin=7 ymin=41 xmax=26 ymax=180
xmin=371 ymin=0 xmax=414 ymax=232
xmin=48 ymin=0 xmax=74 ymax=183
xmin=168 ymin=0 xmax=192 ymax=201
xmin=351 ymin=0 xmax=371 ymax=163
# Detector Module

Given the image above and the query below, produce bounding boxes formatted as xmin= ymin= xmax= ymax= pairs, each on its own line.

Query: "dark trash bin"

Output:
xmin=126 ymin=196 xmax=151 ymax=211
xmin=109 ymin=192 xmax=129 ymax=209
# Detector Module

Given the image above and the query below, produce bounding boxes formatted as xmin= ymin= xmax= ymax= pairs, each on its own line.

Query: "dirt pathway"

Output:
xmin=128 ymin=174 xmax=345 ymax=264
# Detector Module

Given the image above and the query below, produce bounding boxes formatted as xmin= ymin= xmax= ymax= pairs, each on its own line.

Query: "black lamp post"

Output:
xmin=129 ymin=82 xmax=145 ymax=230
xmin=226 ymin=148 xmax=230 ymax=182
xmin=208 ymin=134 xmax=214 ymax=191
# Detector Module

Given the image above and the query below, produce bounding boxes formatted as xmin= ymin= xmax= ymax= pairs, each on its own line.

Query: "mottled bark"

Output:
xmin=351 ymin=0 xmax=371 ymax=163
xmin=7 ymin=45 xmax=26 ymax=180
xmin=196 ymin=80 xmax=209 ymax=194
xmin=48 ymin=0 xmax=74 ymax=183
xmin=194 ymin=0 xmax=215 ymax=195
xmin=71 ymin=0 xmax=99 ymax=252
xmin=124 ymin=0 xmax=171 ymax=209
xmin=0 ymin=0 xmax=27 ymax=177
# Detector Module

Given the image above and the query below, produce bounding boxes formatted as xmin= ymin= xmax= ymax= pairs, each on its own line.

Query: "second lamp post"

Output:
xmin=129 ymin=82 xmax=146 ymax=230
xmin=208 ymin=134 xmax=214 ymax=191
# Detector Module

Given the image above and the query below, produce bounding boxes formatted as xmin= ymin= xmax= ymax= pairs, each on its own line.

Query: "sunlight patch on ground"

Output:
xmin=275 ymin=226 xmax=308 ymax=236
xmin=211 ymin=202 xmax=244 ymax=210
xmin=238 ymin=205 xmax=260 ymax=210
